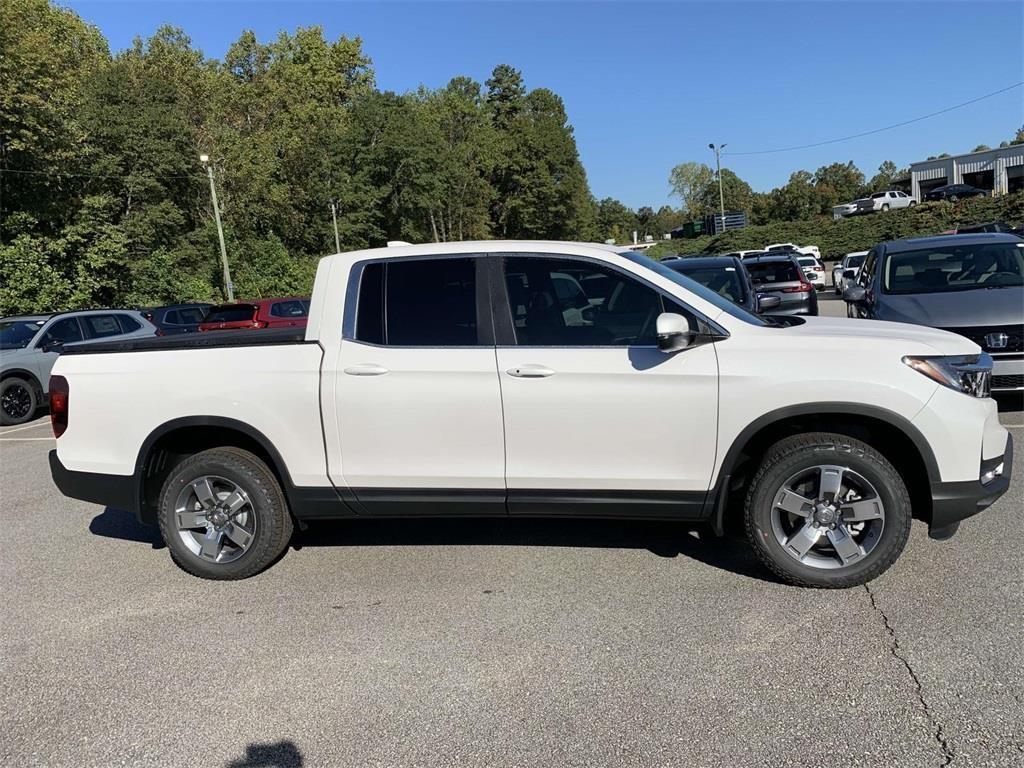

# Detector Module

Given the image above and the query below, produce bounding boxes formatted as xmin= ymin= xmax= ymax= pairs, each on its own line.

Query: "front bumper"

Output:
xmin=928 ymin=433 xmax=1013 ymax=539
xmin=49 ymin=450 xmax=137 ymax=513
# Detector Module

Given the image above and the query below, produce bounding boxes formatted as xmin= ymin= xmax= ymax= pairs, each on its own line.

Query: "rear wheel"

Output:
xmin=908 ymin=201 xmax=917 ymax=208
xmin=157 ymin=447 xmax=293 ymax=580
xmin=1 ymin=377 xmax=38 ymax=426
xmin=744 ymin=433 xmax=911 ymax=588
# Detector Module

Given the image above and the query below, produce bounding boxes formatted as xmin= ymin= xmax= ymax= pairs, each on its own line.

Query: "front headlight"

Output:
xmin=902 ymin=354 xmax=992 ymax=398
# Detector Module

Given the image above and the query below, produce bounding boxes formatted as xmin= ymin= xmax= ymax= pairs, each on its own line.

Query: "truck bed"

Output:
xmin=61 ymin=327 xmax=312 ymax=355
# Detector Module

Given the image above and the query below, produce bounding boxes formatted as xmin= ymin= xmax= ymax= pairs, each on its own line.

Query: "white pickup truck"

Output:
xmin=48 ymin=241 xmax=1012 ymax=587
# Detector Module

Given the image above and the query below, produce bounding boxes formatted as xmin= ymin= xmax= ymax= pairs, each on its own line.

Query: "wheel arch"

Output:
xmin=1 ymin=368 xmax=42 ymax=390
xmin=710 ymin=403 xmax=939 ymax=535
xmin=133 ymin=417 xmax=296 ymax=525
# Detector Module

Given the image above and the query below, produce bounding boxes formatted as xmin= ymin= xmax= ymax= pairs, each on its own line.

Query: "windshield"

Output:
xmin=0 ymin=319 xmax=45 ymax=350
xmin=882 ymin=242 xmax=1024 ymax=294
xmin=667 ymin=264 xmax=747 ymax=305
xmin=621 ymin=251 xmax=768 ymax=326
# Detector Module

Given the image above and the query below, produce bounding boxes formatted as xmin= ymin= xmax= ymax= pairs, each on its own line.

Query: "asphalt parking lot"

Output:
xmin=3 ymin=294 xmax=1022 ymax=768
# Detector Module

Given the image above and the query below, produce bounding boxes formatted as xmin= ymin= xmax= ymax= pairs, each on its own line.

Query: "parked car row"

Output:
xmin=833 ymin=185 xmax=991 ymax=219
xmin=1 ymin=297 xmax=311 ymax=424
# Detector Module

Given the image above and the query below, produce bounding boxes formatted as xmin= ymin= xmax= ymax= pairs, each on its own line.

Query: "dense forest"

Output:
xmin=1 ymin=0 xmax=604 ymax=314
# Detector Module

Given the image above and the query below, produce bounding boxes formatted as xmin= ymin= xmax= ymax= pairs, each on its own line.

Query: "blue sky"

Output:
xmin=64 ymin=1 xmax=1024 ymax=208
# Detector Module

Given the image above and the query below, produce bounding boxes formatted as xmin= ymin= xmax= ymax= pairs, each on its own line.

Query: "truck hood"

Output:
xmin=779 ymin=315 xmax=979 ymax=356
xmin=873 ymin=287 xmax=1024 ymax=327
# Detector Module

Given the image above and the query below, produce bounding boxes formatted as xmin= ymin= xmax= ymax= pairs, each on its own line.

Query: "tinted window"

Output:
xmin=355 ymin=258 xmax=478 ymax=346
xmin=117 ymin=314 xmax=142 ymax=333
xmin=81 ymin=314 xmax=123 ymax=339
xmin=747 ymin=261 xmax=800 ymax=284
xmin=163 ymin=310 xmax=181 ymax=325
xmin=859 ymin=249 xmax=878 ymax=287
xmin=355 ymin=262 xmax=385 ymax=344
xmin=178 ymin=308 xmax=206 ymax=324
xmin=205 ymin=305 xmax=257 ymax=323
xmin=40 ymin=317 xmax=83 ymax=346
xmin=847 ymin=254 xmax=866 ymax=268
xmin=504 ymin=256 xmax=669 ymax=346
xmin=270 ymin=300 xmax=308 ymax=318
xmin=882 ymin=242 xmax=1024 ymax=294
xmin=0 ymin=320 xmax=45 ymax=350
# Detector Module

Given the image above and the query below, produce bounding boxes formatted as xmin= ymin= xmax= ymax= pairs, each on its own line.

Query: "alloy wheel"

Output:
xmin=769 ymin=464 xmax=885 ymax=570
xmin=174 ymin=475 xmax=256 ymax=563
xmin=1 ymin=383 xmax=33 ymax=420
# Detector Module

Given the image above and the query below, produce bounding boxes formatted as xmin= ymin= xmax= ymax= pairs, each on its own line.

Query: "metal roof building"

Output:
xmin=909 ymin=145 xmax=1024 ymax=200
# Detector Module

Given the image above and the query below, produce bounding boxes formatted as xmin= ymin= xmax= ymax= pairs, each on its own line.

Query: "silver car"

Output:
xmin=1 ymin=310 xmax=156 ymax=424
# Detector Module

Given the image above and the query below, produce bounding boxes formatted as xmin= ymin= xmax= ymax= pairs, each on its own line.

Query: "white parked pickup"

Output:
xmin=49 ymin=241 xmax=1012 ymax=587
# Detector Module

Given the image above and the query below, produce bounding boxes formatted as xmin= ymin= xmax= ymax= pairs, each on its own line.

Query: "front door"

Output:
xmin=494 ymin=254 xmax=720 ymax=517
xmin=334 ymin=255 xmax=505 ymax=514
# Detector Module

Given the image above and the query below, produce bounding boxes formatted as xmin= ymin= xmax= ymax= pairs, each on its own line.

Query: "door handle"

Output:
xmin=344 ymin=363 xmax=389 ymax=376
xmin=506 ymin=364 xmax=555 ymax=378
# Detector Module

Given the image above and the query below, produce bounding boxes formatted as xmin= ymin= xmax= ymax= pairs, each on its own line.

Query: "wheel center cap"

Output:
xmin=814 ymin=503 xmax=836 ymax=525
xmin=209 ymin=510 xmax=229 ymax=528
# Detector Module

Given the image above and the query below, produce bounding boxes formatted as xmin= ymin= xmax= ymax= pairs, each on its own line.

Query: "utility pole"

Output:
xmin=708 ymin=143 xmax=727 ymax=234
xmin=329 ymin=200 xmax=341 ymax=253
xmin=200 ymin=154 xmax=233 ymax=301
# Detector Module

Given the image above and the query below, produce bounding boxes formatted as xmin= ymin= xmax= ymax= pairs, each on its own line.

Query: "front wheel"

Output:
xmin=744 ymin=433 xmax=911 ymax=588
xmin=157 ymin=447 xmax=294 ymax=579
xmin=881 ymin=203 xmax=890 ymax=211
xmin=908 ymin=201 xmax=917 ymax=208
xmin=1 ymin=377 xmax=38 ymax=426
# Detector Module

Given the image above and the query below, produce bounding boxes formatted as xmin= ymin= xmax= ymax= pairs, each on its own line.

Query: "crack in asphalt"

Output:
xmin=864 ymin=583 xmax=955 ymax=766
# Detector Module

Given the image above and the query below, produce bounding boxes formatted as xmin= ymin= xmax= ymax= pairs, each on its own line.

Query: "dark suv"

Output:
xmin=661 ymin=256 xmax=781 ymax=314
xmin=843 ymin=233 xmax=1024 ymax=392
xmin=142 ymin=303 xmax=212 ymax=336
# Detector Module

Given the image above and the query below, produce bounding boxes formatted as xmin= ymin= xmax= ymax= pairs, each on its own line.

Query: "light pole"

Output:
xmin=200 ymin=154 xmax=233 ymax=301
xmin=708 ymin=143 xmax=727 ymax=234
xmin=329 ymin=199 xmax=341 ymax=253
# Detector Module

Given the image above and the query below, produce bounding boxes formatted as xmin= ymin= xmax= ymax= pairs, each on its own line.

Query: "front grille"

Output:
xmin=992 ymin=374 xmax=1024 ymax=390
xmin=941 ymin=325 xmax=1024 ymax=353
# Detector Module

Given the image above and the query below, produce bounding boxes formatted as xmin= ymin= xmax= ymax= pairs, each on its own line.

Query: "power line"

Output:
xmin=725 ymin=82 xmax=1024 ymax=156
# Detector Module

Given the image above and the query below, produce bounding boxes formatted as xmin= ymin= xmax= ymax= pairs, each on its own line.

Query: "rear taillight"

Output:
xmin=49 ymin=375 xmax=69 ymax=438
xmin=782 ymin=284 xmax=811 ymax=293
xmin=253 ymin=321 xmax=267 ymax=329
xmin=155 ymin=329 xmax=166 ymax=336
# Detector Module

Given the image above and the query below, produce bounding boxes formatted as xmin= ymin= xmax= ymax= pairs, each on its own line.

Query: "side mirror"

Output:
xmin=756 ymin=294 xmax=781 ymax=311
xmin=40 ymin=339 xmax=64 ymax=353
xmin=842 ymin=285 xmax=867 ymax=303
xmin=656 ymin=312 xmax=692 ymax=353
xmin=842 ymin=269 xmax=857 ymax=279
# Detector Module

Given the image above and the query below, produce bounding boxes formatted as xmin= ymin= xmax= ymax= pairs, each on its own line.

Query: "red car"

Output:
xmin=198 ymin=298 xmax=310 ymax=332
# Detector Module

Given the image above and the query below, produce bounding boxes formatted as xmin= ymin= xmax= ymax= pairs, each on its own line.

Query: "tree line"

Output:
xmin=1 ymin=0 xmax=597 ymax=314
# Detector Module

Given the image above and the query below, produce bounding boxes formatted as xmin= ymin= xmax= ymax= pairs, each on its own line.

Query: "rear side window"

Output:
xmin=81 ymin=314 xmax=122 ymax=339
xmin=747 ymin=261 xmax=800 ymax=284
xmin=163 ymin=310 xmax=181 ymax=325
xmin=205 ymin=305 xmax=257 ymax=323
xmin=178 ymin=308 xmax=206 ymax=324
xmin=117 ymin=315 xmax=142 ymax=333
xmin=269 ymin=300 xmax=308 ymax=318
xmin=354 ymin=258 xmax=478 ymax=346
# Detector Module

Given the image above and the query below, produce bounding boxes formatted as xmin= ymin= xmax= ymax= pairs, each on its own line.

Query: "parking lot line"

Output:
xmin=0 ymin=437 xmax=54 ymax=442
xmin=0 ymin=419 xmax=51 ymax=436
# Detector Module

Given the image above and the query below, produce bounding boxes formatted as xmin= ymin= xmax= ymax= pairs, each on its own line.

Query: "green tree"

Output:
xmin=813 ymin=161 xmax=864 ymax=211
xmin=695 ymin=168 xmax=753 ymax=216
xmin=596 ymin=198 xmax=637 ymax=243
xmin=668 ymin=162 xmax=714 ymax=217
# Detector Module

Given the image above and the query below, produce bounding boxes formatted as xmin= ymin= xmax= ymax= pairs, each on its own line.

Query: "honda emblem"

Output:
xmin=985 ymin=332 xmax=1009 ymax=349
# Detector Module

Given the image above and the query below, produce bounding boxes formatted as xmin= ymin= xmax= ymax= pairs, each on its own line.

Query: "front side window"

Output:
xmin=354 ymin=257 xmax=478 ymax=346
xmin=503 ymin=256 xmax=674 ymax=346
xmin=859 ymin=250 xmax=878 ymax=287
xmin=882 ymin=242 xmax=1024 ymax=294
xmin=39 ymin=317 xmax=83 ymax=347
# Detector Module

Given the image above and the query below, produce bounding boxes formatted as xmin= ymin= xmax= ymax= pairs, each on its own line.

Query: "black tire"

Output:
xmin=744 ymin=432 xmax=911 ymax=588
xmin=157 ymin=447 xmax=294 ymax=580
xmin=1 ymin=377 xmax=39 ymax=426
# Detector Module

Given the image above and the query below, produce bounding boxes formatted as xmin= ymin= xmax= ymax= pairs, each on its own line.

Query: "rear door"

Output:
xmin=332 ymin=255 xmax=505 ymax=513
xmin=494 ymin=253 xmax=719 ymax=516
